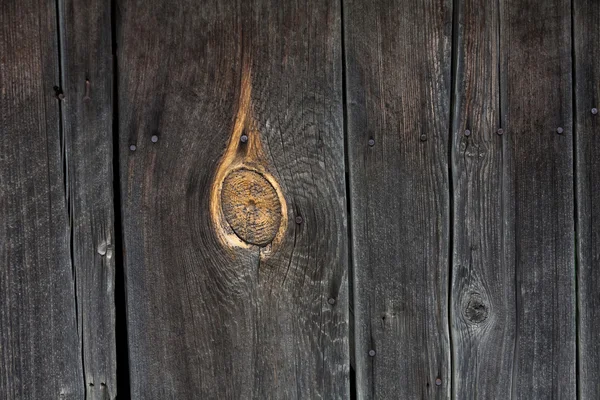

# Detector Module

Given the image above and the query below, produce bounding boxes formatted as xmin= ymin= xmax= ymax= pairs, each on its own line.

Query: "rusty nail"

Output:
xmin=464 ymin=129 xmax=471 ymax=137
xmin=151 ymin=135 xmax=159 ymax=143
xmin=592 ymin=108 xmax=598 ymax=115
xmin=368 ymin=349 xmax=376 ymax=357
xmin=368 ymin=138 xmax=375 ymax=147
xmin=327 ymin=298 xmax=336 ymax=305
xmin=557 ymin=127 xmax=564 ymax=134
xmin=295 ymin=216 xmax=303 ymax=224
xmin=129 ymin=144 xmax=137 ymax=151
xmin=420 ymin=134 xmax=427 ymax=142
xmin=435 ymin=378 xmax=442 ymax=386
xmin=497 ymin=128 xmax=504 ymax=135
xmin=240 ymin=134 xmax=248 ymax=143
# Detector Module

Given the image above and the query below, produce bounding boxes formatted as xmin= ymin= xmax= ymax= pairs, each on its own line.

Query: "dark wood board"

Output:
xmin=500 ymin=0 xmax=576 ymax=397
xmin=344 ymin=0 xmax=453 ymax=398
xmin=574 ymin=0 xmax=600 ymax=398
xmin=450 ymin=0 xmax=516 ymax=398
xmin=59 ymin=0 xmax=117 ymax=397
xmin=117 ymin=0 xmax=348 ymax=398
xmin=0 ymin=0 xmax=84 ymax=398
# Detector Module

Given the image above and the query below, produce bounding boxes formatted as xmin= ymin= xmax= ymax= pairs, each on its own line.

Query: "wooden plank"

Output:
xmin=344 ymin=1 xmax=453 ymax=398
xmin=0 ymin=1 xmax=84 ymax=398
xmin=574 ymin=1 xmax=600 ymax=398
xmin=59 ymin=0 xmax=117 ymax=397
xmin=450 ymin=1 xmax=516 ymax=398
xmin=500 ymin=0 xmax=576 ymax=397
xmin=117 ymin=0 xmax=348 ymax=398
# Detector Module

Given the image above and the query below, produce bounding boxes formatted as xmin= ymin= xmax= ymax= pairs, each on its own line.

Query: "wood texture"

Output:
xmin=450 ymin=0 xmax=516 ymax=398
xmin=60 ymin=0 xmax=117 ymax=397
xmin=221 ymin=169 xmax=282 ymax=246
xmin=344 ymin=0 xmax=453 ymax=398
xmin=0 ymin=0 xmax=84 ymax=398
xmin=117 ymin=0 xmax=348 ymax=398
xmin=574 ymin=1 xmax=600 ymax=398
xmin=501 ymin=0 xmax=576 ymax=397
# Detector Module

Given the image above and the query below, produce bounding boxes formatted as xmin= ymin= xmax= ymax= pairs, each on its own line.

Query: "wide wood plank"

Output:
xmin=117 ymin=0 xmax=348 ymax=398
xmin=501 ymin=0 xmax=576 ymax=397
xmin=0 ymin=0 xmax=84 ymax=398
xmin=344 ymin=1 xmax=453 ymax=398
xmin=59 ymin=0 xmax=117 ymax=397
xmin=450 ymin=0 xmax=516 ymax=398
xmin=574 ymin=1 xmax=600 ymax=398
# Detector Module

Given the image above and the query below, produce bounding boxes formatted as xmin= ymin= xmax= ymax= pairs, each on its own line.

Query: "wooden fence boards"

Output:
xmin=59 ymin=0 xmax=117 ymax=397
xmin=0 ymin=0 xmax=594 ymax=397
xmin=450 ymin=0 xmax=515 ymax=398
xmin=117 ymin=0 xmax=348 ymax=398
xmin=344 ymin=1 xmax=453 ymax=398
xmin=501 ymin=0 xmax=576 ymax=397
xmin=0 ymin=1 xmax=84 ymax=398
xmin=574 ymin=0 xmax=600 ymax=398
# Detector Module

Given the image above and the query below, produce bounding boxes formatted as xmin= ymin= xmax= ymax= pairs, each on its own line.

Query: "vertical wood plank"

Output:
xmin=450 ymin=0 xmax=516 ymax=398
xmin=60 ymin=0 xmax=117 ymax=397
xmin=0 ymin=0 xmax=84 ymax=398
xmin=344 ymin=1 xmax=453 ymax=398
xmin=118 ymin=0 xmax=348 ymax=398
xmin=501 ymin=0 xmax=576 ymax=397
xmin=574 ymin=0 xmax=600 ymax=398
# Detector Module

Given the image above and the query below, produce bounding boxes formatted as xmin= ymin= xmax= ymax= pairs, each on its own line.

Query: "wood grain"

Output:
xmin=220 ymin=169 xmax=283 ymax=246
xmin=59 ymin=0 xmax=117 ymax=397
xmin=117 ymin=0 xmax=348 ymax=398
xmin=0 ymin=0 xmax=84 ymax=398
xmin=344 ymin=0 xmax=453 ymax=398
xmin=501 ymin=0 xmax=576 ymax=397
xmin=574 ymin=0 xmax=600 ymax=398
xmin=450 ymin=0 xmax=516 ymax=398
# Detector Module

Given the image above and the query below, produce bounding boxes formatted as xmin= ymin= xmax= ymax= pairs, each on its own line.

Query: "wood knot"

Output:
xmin=465 ymin=293 xmax=488 ymax=323
xmin=221 ymin=169 xmax=282 ymax=246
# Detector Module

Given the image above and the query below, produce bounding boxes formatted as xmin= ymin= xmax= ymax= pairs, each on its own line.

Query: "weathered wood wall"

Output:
xmin=1 ymin=0 xmax=600 ymax=399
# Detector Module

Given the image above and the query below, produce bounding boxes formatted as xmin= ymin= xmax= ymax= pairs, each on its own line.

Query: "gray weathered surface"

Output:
xmin=0 ymin=0 xmax=84 ymax=398
xmin=60 ymin=0 xmax=117 ymax=397
xmin=450 ymin=0 xmax=516 ymax=398
xmin=574 ymin=0 xmax=600 ymax=398
xmin=344 ymin=0 xmax=453 ymax=398
xmin=118 ymin=0 xmax=348 ymax=398
xmin=501 ymin=0 xmax=576 ymax=397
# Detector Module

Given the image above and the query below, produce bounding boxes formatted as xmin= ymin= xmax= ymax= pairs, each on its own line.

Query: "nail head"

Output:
xmin=435 ymin=378 xmax=442 ymax=386
xmin=557 ymin=127 xmax=564 ymax=134
xmin=368 ymin=138 xmax=375 ymax=147
xmin=420 ymin=134 xmax=427 ymax=142
xmin=57 ymin=93 xmax=65 ymax=100
xmin=327 ymin=298 xmax=336 ymax=305
xmin=240 ymin=134 xmax=248 ymax=143
xmin=368 ymin=349 xmax=376 ymax=357
xmin=129 ymin=144 xmax=137 ymax=151
xmin=151 ymin=135 xmax=159 ymax=143
xmin=497 ymin=128 xmax=504 ymax=135
xmin=592 ymin=108 xmax=598 ymax=115
xmin=295 ymin=216 xmax=303 ymax=224
xmin=464 ymin=129 xmax=471 ymax=136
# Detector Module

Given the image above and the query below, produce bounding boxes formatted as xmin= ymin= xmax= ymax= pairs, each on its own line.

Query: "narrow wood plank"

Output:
xmin=59 ymin=0 xmax=117 ymax=397
xmin=0 ymin=1 xmax=84 ymax=398
xmin=501 ymin=0 xmax=576 ymax=397
xmin=574 ymin=1 xmax=600 ymax=398
xmin=450 ymin=0 xmax=516 ymax=398
xmin=118 ymin=0 xmax=348 ymax=398
xmin=344 ymin=1 xmax=453 ymax=398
